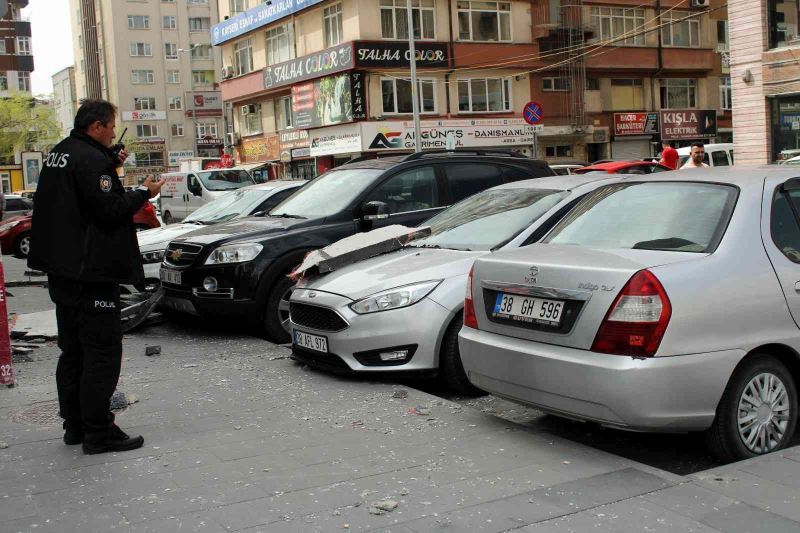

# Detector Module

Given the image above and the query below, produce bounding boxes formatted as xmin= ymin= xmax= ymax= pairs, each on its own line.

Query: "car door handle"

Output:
xmin=795 ymin=281 xmax=800 ymax=292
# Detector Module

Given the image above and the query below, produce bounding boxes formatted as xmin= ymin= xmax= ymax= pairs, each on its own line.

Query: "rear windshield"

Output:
xmin=196 ymin=170 xmax=254 ymax=191
xmin=545 ymin=182 xmax=737 ymax=253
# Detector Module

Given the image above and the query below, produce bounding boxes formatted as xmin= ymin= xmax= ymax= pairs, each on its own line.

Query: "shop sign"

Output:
xmin=122 ymin=110 xmax=167 ymax=121
xmin=352 ymin=41 xmax=448 ymax=68
xmin=237 ymin=135 xmax=280 ymax=163
xmin=212 ymin=0 xmax=325 ymax=45
xmin=362 ymin=119 xmax=536 ymax=151
xmin=264 ymin=43 xmax=353 ymax=91
xmin=614 ymin=113 xmax=658 ymax=136
xmin=309 ymin=123 xmax=362 ymax=157
xmin=291 ymin=147 xmax=311 ymax=158
xmin=197 ymin=137 xmax=224 ymax=147
xmin=185 ymin=91 xmax=223 ymax=118
xmin=279 ymin=129 xmax=310 ymax=161
xmin=292 ymin=71 xmax=366 ymax=129
xmin=168 ymin=150 xmax=195 ymax=166
xmin=659 ymin=110 xmax=717 ymax=140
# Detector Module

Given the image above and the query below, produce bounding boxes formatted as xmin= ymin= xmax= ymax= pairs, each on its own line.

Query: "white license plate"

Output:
xmin=160 ymin=268 xmax=182 ymax=285
xmin=294 ymin=330 xmax=328 ymax=353
xmin=492 ymin=292 xmax=564 ymax=326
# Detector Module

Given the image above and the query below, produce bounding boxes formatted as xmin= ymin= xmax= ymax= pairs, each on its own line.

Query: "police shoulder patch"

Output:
xmin=99 ymin=175 xmax=113 ymax=193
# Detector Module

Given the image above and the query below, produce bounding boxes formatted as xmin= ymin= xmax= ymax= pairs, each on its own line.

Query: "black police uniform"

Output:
xmin=28 ymin=130 xmax=150 ymax=439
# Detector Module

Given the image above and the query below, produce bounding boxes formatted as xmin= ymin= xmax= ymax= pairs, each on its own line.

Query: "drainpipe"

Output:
xmin=446 ymin=0 xmax=454 ymax=117
xmin=650 ymin=0 xmax=664 ymax=156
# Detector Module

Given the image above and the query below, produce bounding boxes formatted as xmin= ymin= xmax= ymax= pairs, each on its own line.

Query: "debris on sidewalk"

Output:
xmin=145 ymin=345 xmax=162 ymax=357
xmin=368 ymin=499 xmax=399 ymax=515
xmin=11 ymin=309 xmax=58 ymax=341
xmin=109 ymin=390 xmax=139 ymax=410
xmin=392 ymin=389 xmax=408 ymax=399
xmin=121 ymin=288 xmax=165 ymax=333
xmin=183 ymin=363 xmax=199 ymax=368
xmin=290 ymin=225 xmax=431 ymax=280
xmin=0 ymin=442 xmax=8 ymax=449
xmin=408 ymin=406 xmax=430 ymax=416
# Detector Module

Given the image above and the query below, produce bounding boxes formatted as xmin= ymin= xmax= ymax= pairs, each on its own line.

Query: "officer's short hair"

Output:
xmin=74 ymin=99 xmax=117 ymax=131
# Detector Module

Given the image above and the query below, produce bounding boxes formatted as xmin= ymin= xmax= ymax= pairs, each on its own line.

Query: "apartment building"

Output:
xmin=531 ymin=0 xmax=730 ymax=163
xmin=70 ymin=0 xmax=223 ymax=184
xmin=214 ymin=0 xmax=543 ymax=178
xmin=0 ymin=0 xmax=34 ymax=97
xmin=52 ymin=66 xmax=78 ymax=138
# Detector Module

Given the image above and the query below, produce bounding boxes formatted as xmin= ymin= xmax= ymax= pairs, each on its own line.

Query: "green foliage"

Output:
xmin=0 ymin=93 xmax=62 ymax=160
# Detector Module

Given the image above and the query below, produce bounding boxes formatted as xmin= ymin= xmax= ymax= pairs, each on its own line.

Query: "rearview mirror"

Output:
xmin=361 ymin=201 xmax=389 ymax=221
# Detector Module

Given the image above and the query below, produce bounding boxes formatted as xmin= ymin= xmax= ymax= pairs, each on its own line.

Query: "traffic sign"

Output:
xmin=523 ymin=101 xmax=544 ymax=125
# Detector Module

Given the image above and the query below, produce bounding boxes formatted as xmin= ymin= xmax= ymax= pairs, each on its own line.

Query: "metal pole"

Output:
xmin=405 ymin=0 xmax=422 ymax=153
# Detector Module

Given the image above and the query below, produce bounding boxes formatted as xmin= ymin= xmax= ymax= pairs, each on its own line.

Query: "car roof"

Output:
xmin=601 ymin=166 xmax=795 ymax=190
xmin=243 ymin=180 xmax=305 ymax=192
xmin=495 ymin=174 xmax=623 ymax=192
xmin=577 ymin=161 xmax=664 ymax=172
xmin=334 ymin=153 xmax=550 ymax=171
xmin=676 ymin=143 xmax=734 ymax=155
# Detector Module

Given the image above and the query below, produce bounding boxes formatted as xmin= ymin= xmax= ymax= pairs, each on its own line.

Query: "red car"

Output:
xmin=134 ymin=200 xmax=160 ymax=232
xmin=0 ymin=214 xmax=31 ymax=258
xmin=574 ymin=161 xmax=672 ymax=175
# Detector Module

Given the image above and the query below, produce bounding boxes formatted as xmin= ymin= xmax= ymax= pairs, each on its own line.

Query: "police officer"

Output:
xmin=28 ymin=99 xmax=165 ymax=455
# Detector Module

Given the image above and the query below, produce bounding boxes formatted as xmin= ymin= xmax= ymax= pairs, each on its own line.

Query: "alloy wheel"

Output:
xmin=737 ymin=372 xmax=791 ymax=454
xmin=19 ymin=235 xmax=30 ymax=256
xmin=277 ymin=284 xmax=295 ymax=334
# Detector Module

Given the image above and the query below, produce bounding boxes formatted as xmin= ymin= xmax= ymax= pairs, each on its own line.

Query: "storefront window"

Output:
xmin=771 ymin=96 xmax=800 ymax=161
xmin=769 ymin=0 xmax=800 ymax=49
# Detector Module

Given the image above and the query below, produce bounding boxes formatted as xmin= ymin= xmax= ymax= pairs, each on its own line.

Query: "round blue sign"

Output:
xmin=523 ymin=101 xmax=544 ymax=125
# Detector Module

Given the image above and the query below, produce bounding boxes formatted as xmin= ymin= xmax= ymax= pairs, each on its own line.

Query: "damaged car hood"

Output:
xmin=303 ymin=246 xmax=484 ymax=301
xmin=170 ymin=216 xmax=320 ymax=247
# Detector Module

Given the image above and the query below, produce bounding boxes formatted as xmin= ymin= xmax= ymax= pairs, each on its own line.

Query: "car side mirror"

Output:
xmin=361 ymin=201 xmax=389 ymax=221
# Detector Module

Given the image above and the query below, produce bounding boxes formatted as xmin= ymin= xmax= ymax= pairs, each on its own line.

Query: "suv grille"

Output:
xmin=290 ymin=302 xmax=348 ymax=332
xmin=164 ymin=242 xmax=203 ymax=268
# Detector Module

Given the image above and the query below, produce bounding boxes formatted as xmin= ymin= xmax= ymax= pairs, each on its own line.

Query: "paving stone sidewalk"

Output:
xmin=1 ymin=323 xmax=799 ymax=533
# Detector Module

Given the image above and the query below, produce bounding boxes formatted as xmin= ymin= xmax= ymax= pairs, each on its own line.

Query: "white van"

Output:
xmin=676 ymin=143 xmax=734 ymax=168
xmin=159 ymin=167 xmax=256 ymax=224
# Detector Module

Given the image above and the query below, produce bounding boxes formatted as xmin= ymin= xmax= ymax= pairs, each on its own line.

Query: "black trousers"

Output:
xmin=48 ymin=275 xmax=122 ymax=435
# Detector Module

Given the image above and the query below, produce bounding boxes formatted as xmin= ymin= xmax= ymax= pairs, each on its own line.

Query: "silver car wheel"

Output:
xmin=737 ymin=372 xmax=791 ymax=454
xmin=278 ymin=284 xmax=294 ymax=334
xmin=18 ymin=235 xmax=30 ymax=256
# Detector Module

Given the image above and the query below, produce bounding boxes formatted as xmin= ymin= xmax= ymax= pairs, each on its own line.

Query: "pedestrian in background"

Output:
xmin=659 ymin=140 xmax=679 ymax=170
xmin=28 ymin=99 xmax=165 ymax=455
xmin=681 ymin=142 xmax=710 ymax=170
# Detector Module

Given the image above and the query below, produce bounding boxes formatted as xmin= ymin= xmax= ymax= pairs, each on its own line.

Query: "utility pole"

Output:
xmin=405 ymin=1 xmax=422 ymax=153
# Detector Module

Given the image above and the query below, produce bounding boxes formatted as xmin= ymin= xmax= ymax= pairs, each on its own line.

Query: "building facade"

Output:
xmin=52 ymin=66 xmax=77 ymax=138
xmin=0 ymin=0 xmax=33 ymax=97
xmin=69 ymin=0 xmax=224 ymax=184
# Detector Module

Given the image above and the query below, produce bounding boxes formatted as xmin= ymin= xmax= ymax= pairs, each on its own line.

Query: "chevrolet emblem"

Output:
xmin=170 ymin=249 xmax=183 ymax=261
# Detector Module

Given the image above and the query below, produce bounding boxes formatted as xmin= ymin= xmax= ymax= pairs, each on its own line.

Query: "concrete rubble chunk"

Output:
xmin=368 ymin=499 xmax=399 ymax=515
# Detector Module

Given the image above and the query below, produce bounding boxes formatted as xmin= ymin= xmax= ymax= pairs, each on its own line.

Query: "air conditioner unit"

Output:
xmin=222 ymin=65 xmax=234 ymax=79
xmin=226 ymin=132 xmax=240 ymax=146
xmin=691 ymin=0 xmax=710 ymax=7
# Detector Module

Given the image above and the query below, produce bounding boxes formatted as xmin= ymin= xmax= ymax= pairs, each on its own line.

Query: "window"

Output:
xmin=189 ymin=17 xmax=211 ymax=32
xmin=772 ymin=186 xmax=800 ymax=263
xmin=266 ymin=24 xmax=293 ymax=64
xmin=545 ymin=145 xmax=572 ymax=158
xmin=163 ymin=0 xmax=175 ymax=2
xmin=276 ymin=97 xmax=293 ymax=129
xmin=0 ymin=40 xmax=5 ymax=54
xmin=17 ymin=72 xmax=30 ymax=92
xmin=135 ymin=152 xmax=165 ymax=167
xmin=168 ymin=96 xmax=183 ymax=110
xmin=717 ymin=20 xmax=728 ymax=48
xmin=661 ymin=10 xmax=700 ymax=47
xmin=382 ymin=78 xmax=436 ymax=114
xmin=171 ymin=123 xmax=184 ymax=137
xmin=720 ymin=76 xmax=732 ymax=111
xmin=165 ymin=43 xmax=178 ymax=59
xmin=128 ymin=15 xmax=150 ymax=29
xmin=16 ymin=36 xmax=31 ymax=55
xmin=233 ymin=39 xmax=253 ymax=76
xmin=323 ymin=4 xmax=343 ymax=47
xmin=241 ymin=104 xmax=263 ymax=136
xmin=589 ymin=7 xmax=645 ymax=46
xmin=167 ymin=70 xmax=181 ymax=84
xmin=196 ymin=122 xmax=218 ymax=138
xmin=542 ymin=77 xmax=570 ymax=92
xmin=191 ymin=44 xmax=212 ymax=59
xmin=187 ymin=0 xmax=207 ymax=4
xmin=586 ymin=78 xmax=600 ymax=91
xmin=163 ymin=16 xmax=177 ymax=29
xmin=192 ymin=70 xmax=214 ymax=85
xmin=611 ymin=78 xmax=644 ymax=110
xmin=136 ymin=124 xmax=159 ymax=137
xmin=230 ymin=0 xmax=246 ymax=14
xmin=134 ymin=96 xmax=156 ymax=110
xmin=457 ymin=78 xmax=511 ymax=112
xmin=366 ymin=167 xmax=439 ymax=214
xmin=130 ymin=42 xmax=152 ymax=56
xmin=659 ymin=78 xmax=696 ymax=109
xmin=132 ymin=69 xmax=155 ymax=84
xmin=457 ymin=1 xmax=511 ymax=42
xmin=444 ymin=164 xmax=502 ymax=203
xmin=769 ymin=0 xmax=800 ymax=48
xmin=381 ymin=0 xmax=435 ymax=40
xmin=0 ymin=73 xmax=7 ymax=91
xmin=711 ymin=150 xmax=730 ymax=167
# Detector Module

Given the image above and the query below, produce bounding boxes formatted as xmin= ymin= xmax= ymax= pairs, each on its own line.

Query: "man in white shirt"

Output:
xmin=681 ymin=142 xmax=710 ymax=169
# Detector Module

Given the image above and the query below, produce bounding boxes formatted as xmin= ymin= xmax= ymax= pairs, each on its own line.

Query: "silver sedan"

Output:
xmin=459 ymin=167 xmax=800 ymax=461
xmin=289 ymin=175 xmax=625 ymax=393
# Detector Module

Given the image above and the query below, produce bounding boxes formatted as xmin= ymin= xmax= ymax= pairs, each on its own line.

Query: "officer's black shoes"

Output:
xmin=82 ymin=426 xmax=144 ymax=455
xmin=63 ymin=427 xmax=83 ymax=445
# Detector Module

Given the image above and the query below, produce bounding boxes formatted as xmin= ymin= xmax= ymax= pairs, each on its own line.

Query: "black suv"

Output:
xmin=159 ymin=151 xmax=553 ymax=342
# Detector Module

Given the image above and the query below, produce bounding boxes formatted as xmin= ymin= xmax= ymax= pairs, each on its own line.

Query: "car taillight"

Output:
xmin=464 ymin=265 xmax=478 ymax=329
xmin=591 ymin=269 xmax=671 ymax=358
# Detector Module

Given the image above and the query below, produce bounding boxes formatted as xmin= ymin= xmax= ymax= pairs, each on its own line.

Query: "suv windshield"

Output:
xmin=196 ymin=170 xmax=253 ymax=191
xmin=270 ymin=168 xmax=383 ymax=219
xmin=411 ymin=188 xmax=568 ymax=251
xmin=185 ymin=188 xmax=269 ymax=225
xmin=546 ymin=182 xmax=737 ymax=253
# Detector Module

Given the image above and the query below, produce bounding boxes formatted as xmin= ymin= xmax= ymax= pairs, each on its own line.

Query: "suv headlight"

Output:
xmin=349 ymin=280 xmax=441 ymax=315
xmin=204 ymin=243 xmax=263 ymax=265
xmin=141 ymin=249 xmax=166 ymax=264
xmin=0 ymin=220 xmax=21 ymax=233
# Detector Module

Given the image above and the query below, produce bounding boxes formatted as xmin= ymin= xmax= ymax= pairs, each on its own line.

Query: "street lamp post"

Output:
xmin=178 ymin=44 xmax=200 ymax=159
xmin=405 ymin=0 xmax=422 ymax=153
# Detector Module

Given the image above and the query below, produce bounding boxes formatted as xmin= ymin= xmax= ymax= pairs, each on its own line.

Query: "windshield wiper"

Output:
xmin=269 ymin=213 xmax=306 ymax=219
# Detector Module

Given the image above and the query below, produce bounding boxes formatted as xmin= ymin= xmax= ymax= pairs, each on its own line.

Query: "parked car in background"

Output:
xmin=460 ymin=168 xmax=800 ymax=462
xmin=290 ymin=174 xmax=625 ymax=392
xmin=159 ymin=168 xmax=256 ymax=224
xmin=138 ymin=180 xmax=304 ymax=286
xmin=550 ymin=164 xmax=587 ymax=176
xmin=2 ymin=194 xmax=34 ymax=220
xmin=159 ymin=151 xmax=555 ymax=342
xmin=0 ymin=214 xmax=31 ymax=258
xmin=575 ymin=161 xmax=671 ymax=175
xmin=677 ymin=143 xmax=734 ymax=168
xmin=134 ymin=200 xmax=161 ymax=232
